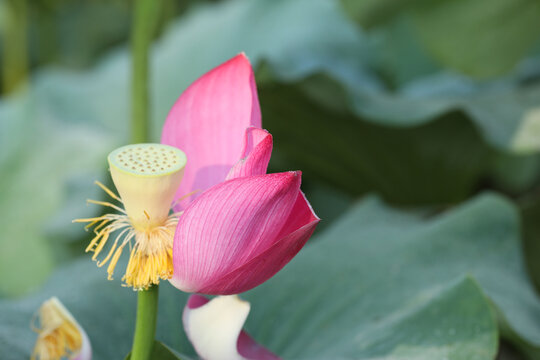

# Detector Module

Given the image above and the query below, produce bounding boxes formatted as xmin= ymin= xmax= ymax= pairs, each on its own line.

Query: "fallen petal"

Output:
xmin=32 ymin=297 xmax=92 ymax=360
xmin=183 ymin=295 xmax=280 ymax=360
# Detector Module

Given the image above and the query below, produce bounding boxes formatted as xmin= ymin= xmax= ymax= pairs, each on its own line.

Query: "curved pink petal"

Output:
xmin=186 ymin=293 xmax=211 ymax=308
xmin=198 ymin=193 xmax=319 ymax=294
xmin=238 ymin=332 xmax=280 ymax=360
xmin=171 ymin=172 xmax=302 ymax=294
xmin=161 ymin=53 xmax=261 ymax=209
xmin=183 ymin=294 xmax=280 ymax=360
xmin=226 ymin=127 xmax=273 ymax=180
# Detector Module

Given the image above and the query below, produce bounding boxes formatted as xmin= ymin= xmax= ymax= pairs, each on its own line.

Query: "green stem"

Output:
xmin=131 ymin=0 xmax=160 ymax=143
xmin=130 ymin=0 xmax=162 ymax=359
xmin=131 ymin=285 xmax=159 ymax=360
xmin=1 ymin=0 xmax=29 ymax=93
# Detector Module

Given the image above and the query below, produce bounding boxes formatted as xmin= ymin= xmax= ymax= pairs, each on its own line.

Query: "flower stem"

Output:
xmin=131 ymin=0 xmax=160 ymax=143
xmin=131 ymin=285 xmax=159 ymax=360
xmin=1 ymin=0 xmax=29 ymax=93
xmin=130 ymin=0 xmax=162 ymax=359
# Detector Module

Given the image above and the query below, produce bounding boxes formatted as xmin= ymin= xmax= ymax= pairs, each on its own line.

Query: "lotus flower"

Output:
xmin=183 ymin=294 xmax=280 ymax=360
xmin=75 ymin=53 xmax=318 ymax=293
xmin=162 ymin=53 xmax=320 ymax=294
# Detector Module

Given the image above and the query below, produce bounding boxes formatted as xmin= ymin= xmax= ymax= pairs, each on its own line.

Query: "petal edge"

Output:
xmin=226 ymin=127 xmax=273 ymax=180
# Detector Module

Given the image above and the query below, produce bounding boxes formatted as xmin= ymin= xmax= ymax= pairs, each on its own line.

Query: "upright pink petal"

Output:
xmin=161 ymin=53 xmax=261 ymax=208
xmin=171 ymin=172 xmax=302 ymax=294
xmin=226 ymin=127 xmax=273 ymax=180
xmin=183 ymin=294 xmax=281 ymax=360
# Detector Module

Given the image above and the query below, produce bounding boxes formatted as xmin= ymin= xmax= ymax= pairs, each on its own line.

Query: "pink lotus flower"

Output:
xmin=162 ymin=53 xmax=319 ymax=295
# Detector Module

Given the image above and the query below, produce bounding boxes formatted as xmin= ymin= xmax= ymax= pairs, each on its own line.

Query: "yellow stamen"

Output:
xmin=92 ymin=218 xmax=110 ymax=233
xmin=85 ymin=227 xmax=106 ymax=252
xmin=72 ymin=216 xmax=106 ymax=223
xmin=73 ymin=143 xmax=187 ymax=290
xmin=94 ymin=180 xmax=122 ymax=202
xmin=170 ymin=189 xmax=200 ymax=209
xmin=86 ymin=199 xmax=126 ymax=214
xmin=31 ymin=297 xmax=83 ymax=360
xmin=107 ymin=244 xmax=126 ymax=281
xmin=121 ymin=221 xmax=177 ymax=289
xmin=91 ymin=229 xmax=111 ymax=260
xmin=97 ymin=239 xmax=118 ymax=267
xmin=76 ymin=199 xmax=180 ymax=289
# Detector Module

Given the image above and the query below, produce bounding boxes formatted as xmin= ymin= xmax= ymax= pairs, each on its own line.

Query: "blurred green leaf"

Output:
xmin=340 ymin=0 xmax=422 ymax=28
xmin=497 ymin=342 xmax=527 ymax=360
xmin=3 ymin=194 xmax=540 ymax=358
xmin=409 ymin=0 xmax=540 ymax=79
xmin=0 ymin=90 xmax=117 ymax=296
xmin=366 ymin=17 xmax=441 ymax=88
xmin=48 ymin=1 xmax=131 ymax=68
xmin=297 ymin=180 xmax=354 ymax=231
xmin=489 ymin=153 xmax=540 ymax=194
xmin=519 ymin=195 xmax=540 ymax=293
xmin=261 ymin=78 xmax=493 ymax=204
xmin=341 ymin=0 xmax=540 ymax=78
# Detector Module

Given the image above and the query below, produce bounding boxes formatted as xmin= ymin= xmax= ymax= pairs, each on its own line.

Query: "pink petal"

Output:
xmin=184 ymin=295 xmax=281 ymax=360
xmin=186 ymin=293 xmax=210 ymax=309
xmin=161 ymin=53 xmax=261 ymax=209
xmin=171 ymin=172 xmax=302 ymax=294
xmin=226 ymin=127 xmax=273 ymax=180
xmin=198 ymin=194 xmax=319 ymax=294
xmin=238 ymin=332 xmax=280 ymax=360
xmin=276 ymin=191 xmax=319 ymax=240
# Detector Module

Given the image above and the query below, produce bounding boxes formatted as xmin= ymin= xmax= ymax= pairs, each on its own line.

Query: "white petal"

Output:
xmin=183 ymin=295 xmax=250 ymax=360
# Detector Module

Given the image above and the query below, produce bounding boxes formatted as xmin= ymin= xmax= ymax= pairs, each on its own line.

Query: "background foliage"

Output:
xmin=1 ymin=0 xmax=540 ymax=359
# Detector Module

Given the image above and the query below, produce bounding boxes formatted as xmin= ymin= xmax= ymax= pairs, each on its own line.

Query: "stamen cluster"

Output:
xmin=74 ymin=181 xmax=180 ymax=290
